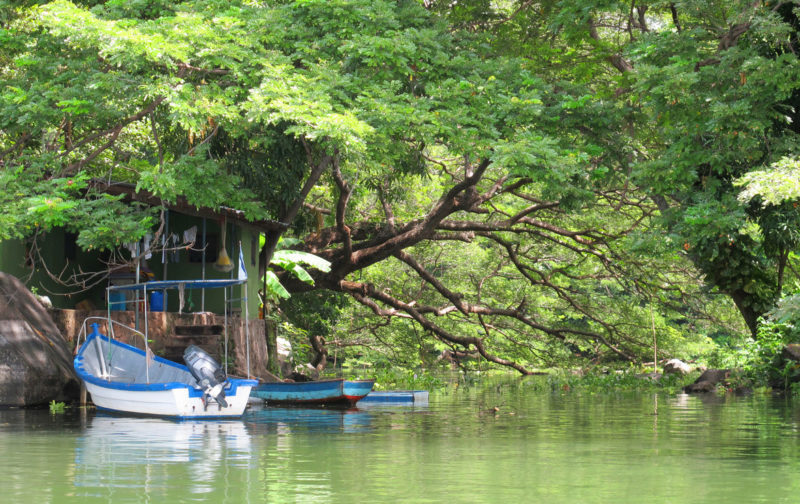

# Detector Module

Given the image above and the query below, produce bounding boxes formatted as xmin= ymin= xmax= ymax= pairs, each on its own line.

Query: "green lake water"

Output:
xmin=3 ymin=378 xmax=800 ymax=503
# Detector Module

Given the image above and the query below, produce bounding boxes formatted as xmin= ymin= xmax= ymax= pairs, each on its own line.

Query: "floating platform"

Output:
xmin=359 ymin=390 xmax=429 ymax=406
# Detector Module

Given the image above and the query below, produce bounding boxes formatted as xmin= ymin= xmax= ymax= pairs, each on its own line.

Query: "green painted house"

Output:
xmin=0 ymin=185 xmax=282 ymax=378
xmin=0 ymin=210 xmax=265 ymax=317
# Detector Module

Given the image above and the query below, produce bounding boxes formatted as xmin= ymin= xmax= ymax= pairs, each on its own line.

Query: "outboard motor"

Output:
xmin=183 ymin=345 xmax=229 ymax=409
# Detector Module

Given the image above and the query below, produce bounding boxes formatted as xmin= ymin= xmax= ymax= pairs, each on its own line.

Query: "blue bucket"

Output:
xmin=150 ymin=291 xmax=164 ymax=312
xmin=109 ymin=291 xmax=126 ymax=311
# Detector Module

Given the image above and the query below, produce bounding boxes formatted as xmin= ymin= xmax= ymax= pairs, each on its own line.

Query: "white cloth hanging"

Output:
xmin=183 ymin=226 xmax=197 ymax=245
xmin=170 ymin=233 xmax=180 ymax=262
xmin=124 ymin=242 xmax=137 ymax=258
xmin=143 ymin=232 xmax=153 ymax=259
xmin=178 ymin=283 xmax=185 ymax=315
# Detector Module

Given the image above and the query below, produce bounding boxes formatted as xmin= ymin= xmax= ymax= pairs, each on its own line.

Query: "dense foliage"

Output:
xmin=2 ymin=0 xmax=799 ymax=375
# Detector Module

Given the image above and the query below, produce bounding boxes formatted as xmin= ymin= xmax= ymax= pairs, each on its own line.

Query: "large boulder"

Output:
xmin=663 ymin=359 xmax=692 ymax=375
xmin=276 ymin=336 xmax=294 ymax=377
xmin=782 ymin=344 xmax=800 ymax=363
xmin=684 ymin=368 xmax=729 ymax=393
xmin=0 ymin=272 xmax=79 ymax=406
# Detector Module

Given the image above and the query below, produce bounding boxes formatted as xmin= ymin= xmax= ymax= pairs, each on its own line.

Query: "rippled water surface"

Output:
xmin=3 ymin=378 xmax=800 ymax=503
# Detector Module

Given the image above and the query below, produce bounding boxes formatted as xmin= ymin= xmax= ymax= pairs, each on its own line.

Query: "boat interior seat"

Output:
xmin=83 ymin=336 xmax=199 ymax=387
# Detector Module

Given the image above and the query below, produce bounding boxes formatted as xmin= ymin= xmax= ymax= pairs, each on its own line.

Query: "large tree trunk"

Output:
xmin=731 ymin=291 xmax=761 ymax=339
xmin=309 ymin=334 xmax=327 ymax=371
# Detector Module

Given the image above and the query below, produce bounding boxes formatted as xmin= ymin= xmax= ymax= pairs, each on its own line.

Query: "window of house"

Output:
xmin=189 ymin=233 xmax=218 ymax=263
xmin=65 ymin=232 xmax=78 ymax=261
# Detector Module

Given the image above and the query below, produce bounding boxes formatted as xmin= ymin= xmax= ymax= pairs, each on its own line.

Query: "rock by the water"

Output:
xmin=684 ymin=368 xmax=729 ymax=393
xmin=685 ymin=380 xmax=717 ymax=393
xmin=782 ymin=344 xmax=800 ymax=363
xmin=276 ymin=336 xmax=293 ymax=377
xmin=663 ymin=358 xmax=692 ymax=375
xmin=0 ymin=272 xmax=79 ymax=406
xmin=294 ymin=362 xmax=320 ymax=381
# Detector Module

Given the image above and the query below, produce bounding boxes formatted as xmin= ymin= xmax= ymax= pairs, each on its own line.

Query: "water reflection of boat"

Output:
xmin=251 ymin=379 xmax=375 ymax=407
xmin=74 ymin=414 xmax=252 ymax=498
xmin=244 ymin=404 xmax=374 ymax=434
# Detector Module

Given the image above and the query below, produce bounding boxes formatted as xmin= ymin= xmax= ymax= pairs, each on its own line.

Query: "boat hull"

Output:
xmin=252 ymin=379 xmax=375 ymax=407
xmin=84 ymin=380 xmax=254 ymax=418
xmin=75 ymin=328 xmax=257 ymax=418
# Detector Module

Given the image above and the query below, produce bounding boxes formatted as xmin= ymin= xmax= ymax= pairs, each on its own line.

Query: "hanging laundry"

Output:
xmin=178 ymin=283 xmax=185 ymax=315
xmin=169 ymin=233 xmax=180 ymax=262
xmin=143 ymin=232 xmax=153 ymax=260
xmin=124 ymin=242 xmax=137 ymax=259
xmin=183 ymin=226 xmax=197 ymax=245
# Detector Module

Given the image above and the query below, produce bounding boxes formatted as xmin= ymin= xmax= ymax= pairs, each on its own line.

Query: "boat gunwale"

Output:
xmin=254 ymin=378 xmax=375 ymax=389
xmin=74 ymin=330 xmax=258 ymax=395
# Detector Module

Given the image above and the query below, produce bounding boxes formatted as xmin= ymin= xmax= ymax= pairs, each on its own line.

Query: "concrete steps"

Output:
xmin=163 ymin=324 xmax=223 ymax=362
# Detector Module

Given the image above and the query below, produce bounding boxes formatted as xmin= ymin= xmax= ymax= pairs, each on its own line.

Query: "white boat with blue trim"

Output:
xmin=73 ymin=247 xmax=258 ymax=418
xmin=75 ymin=321 xmax=257 ymax=418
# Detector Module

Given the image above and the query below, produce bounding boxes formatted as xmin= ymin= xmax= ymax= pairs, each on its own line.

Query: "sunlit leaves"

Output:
xmin=265 ymin=270 xmax=291 ymax=300
xmin=262 ymin=239 xmax=332 ymax=300
xmin=271 ymin=250 xmax=332 ymax=276
xmin=244 ymin=64 xmax=374 ymax=152
xmin=737 ymin=156 xmax=800 ymax=207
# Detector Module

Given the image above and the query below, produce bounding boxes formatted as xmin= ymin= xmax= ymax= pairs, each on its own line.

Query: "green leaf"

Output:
xmin=272 ymin=249 xmax=332 ymax=273
xmin=265 ymin=271 xmax=291 ymax=300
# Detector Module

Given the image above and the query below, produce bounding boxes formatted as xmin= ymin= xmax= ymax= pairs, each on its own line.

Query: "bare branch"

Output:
xmin=331 ymin=156 xmax=353 ymax=262
xmin=342 ymin=281 xmax=535 ymax=374
xmin=64 ymin=97 xmax=166 ymax=173
xmin=669 ymin=3 xmax=681 ymax=31
xmin=395 ymin=250 xmax=469 ymax=315
xmin=588 ymin=16 xmax=634 ymax=73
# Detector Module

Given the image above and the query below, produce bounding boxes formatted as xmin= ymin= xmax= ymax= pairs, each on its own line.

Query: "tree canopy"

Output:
xmin=2 ymin=0 xmax=799 ymax=373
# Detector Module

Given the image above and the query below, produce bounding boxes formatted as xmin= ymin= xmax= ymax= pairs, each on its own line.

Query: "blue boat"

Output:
xmin=252 ymin=379 xmax=375 ymax=407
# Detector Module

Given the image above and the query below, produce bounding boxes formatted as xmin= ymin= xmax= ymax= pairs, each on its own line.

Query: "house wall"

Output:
xmin=144 ymin=212 xmax=261 ymax=317
xmin=0 ymin=211 xmax=263 ymax=317
xmin=0 ymin=239 xmax=28 ymax=280
xmin=0 ymin=235 xmax=106 ymax=310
